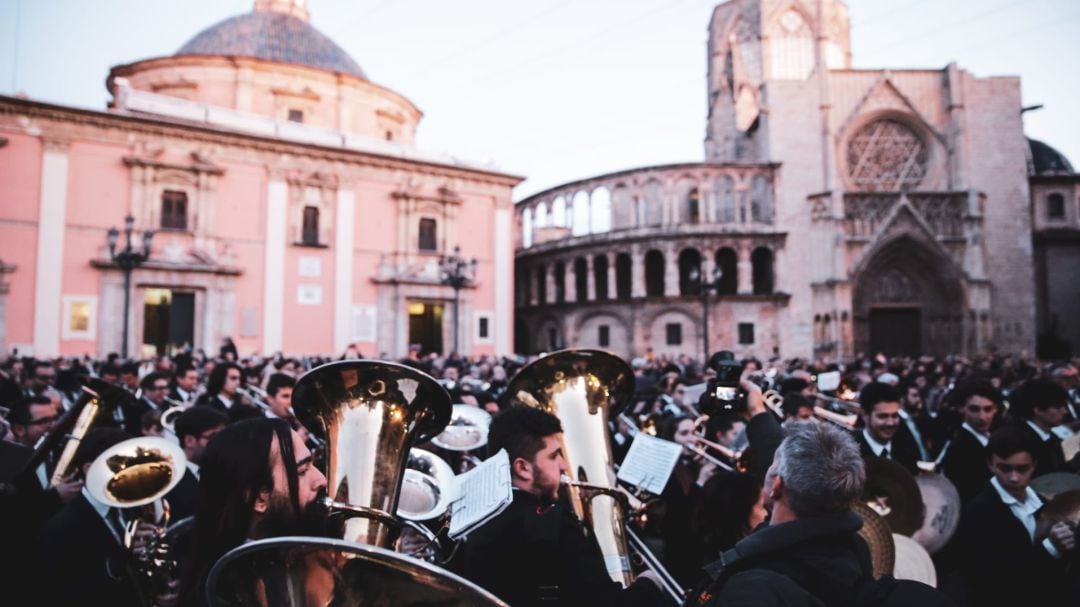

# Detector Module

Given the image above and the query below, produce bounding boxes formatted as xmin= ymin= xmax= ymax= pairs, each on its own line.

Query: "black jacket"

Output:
xmin=854 ymin=429 xmax=920 ymax=475
xmin=948 ymin=483 xmax=1074 ymax=606
xmin=165 ymin=466 xmax=199 ymax=522
xmin=941 ymin=430 xmax=989 ymax=504
xmin=685 ymin=512 xmax=950 ymax=607
xmin=1013 ymin=420 xmax=1068 ymax=477
xmin=34 ymin=493 xmax=140 ymax=607
xmin=460 ymin=490 xmax=668 ymax=607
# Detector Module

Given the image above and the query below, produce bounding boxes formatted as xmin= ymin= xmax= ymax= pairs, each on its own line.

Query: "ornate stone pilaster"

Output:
xmin=585 ymin=255 xmax=596 ymax=301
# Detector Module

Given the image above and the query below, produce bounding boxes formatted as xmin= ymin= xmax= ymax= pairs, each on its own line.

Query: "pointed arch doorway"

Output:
xmin=852 ymin=236 xmax=965 ymax=356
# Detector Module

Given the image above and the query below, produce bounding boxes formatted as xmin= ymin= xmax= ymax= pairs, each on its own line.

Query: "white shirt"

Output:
xmin=81 ymin=486 xmax=123 ymax=545
xmin=187 ymin=460 xmax=201 ymax=481
xmin=176 ymin=386 xmax=193 ymax=403
xmin=961 ymin=422 xmax=990 ymax=447
xmin=216 ymin=394 xmax=234 ymax=410
xmin=862 ymin=429 xmax=892 ymax=458
xmin=989 ymin=477 xmax=1060 ymax=558
xmin=899 ymin=409 xmax=930 ymax=461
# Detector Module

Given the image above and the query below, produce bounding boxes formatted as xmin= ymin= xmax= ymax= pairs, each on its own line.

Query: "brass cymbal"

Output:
xmin=863 ymin=458 xmax=923 ymax=536
xmin=1030 ymin=472 xmax=1080 ymax=499
xmin=911 ymin=472 xmax=961 ymax=554
xmin=892 ymin=533 xmax=936 ymax=588
xmin=853 ymin=501 xmax=895 ymax=579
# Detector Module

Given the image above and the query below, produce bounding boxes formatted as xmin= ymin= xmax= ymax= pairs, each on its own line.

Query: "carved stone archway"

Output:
xmin=852 ymin=236 xmax=965 ymax=356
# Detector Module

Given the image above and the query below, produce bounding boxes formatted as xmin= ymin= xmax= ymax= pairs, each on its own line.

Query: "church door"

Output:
xmin=868 ymin=307 xmax=921 ymax=356
xmin=408 ymin=301 xmax=444 ymax=355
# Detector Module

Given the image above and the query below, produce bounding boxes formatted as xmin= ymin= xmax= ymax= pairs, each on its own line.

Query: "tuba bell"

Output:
xmin=290 ymin=359 xmax=453 ymax=547
xmin=505 ymin=348 xmax=636 ymax=586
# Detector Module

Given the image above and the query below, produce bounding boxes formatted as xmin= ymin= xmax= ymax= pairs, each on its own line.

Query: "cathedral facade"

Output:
xmin=515 ymin=0 xmax=1069 ymax=360
xmin=0 ymin=0 xmax=520 ymax=359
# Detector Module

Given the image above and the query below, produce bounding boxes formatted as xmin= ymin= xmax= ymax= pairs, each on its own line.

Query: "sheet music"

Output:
xmin=616 ymin=433 xmax=682 ymax=495
xmin=1062 ymin=433 xmax=1080 ymax=463
xmin=817 ymin=371 xmax=841 ymax=392
xmin=682 ymin=382 xmax=708 ymax=408
xmin=448 ymin=448 xmax=512 ymax=540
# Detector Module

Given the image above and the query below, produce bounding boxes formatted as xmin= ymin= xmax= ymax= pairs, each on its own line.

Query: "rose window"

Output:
xmin=846 ymin=119 xmax=928 ymax=192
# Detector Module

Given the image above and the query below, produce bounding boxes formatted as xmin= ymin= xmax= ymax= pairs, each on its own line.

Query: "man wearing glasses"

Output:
xmin=121 ymin=372 xmax=171 ymax=436
xmin=25 ymin=360 xmax=57 ymax=397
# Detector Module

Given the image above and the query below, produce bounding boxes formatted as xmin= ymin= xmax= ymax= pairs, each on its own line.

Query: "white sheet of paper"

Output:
xmin=448 ymin=448 xmax=512 ymax=540
xmin=817 ymin=371 xmax=841 ymax=392
xmin=617 ymin=433 xmax=682 ymax=495
xmin=682 ymin=382 xmax=708 ymax=408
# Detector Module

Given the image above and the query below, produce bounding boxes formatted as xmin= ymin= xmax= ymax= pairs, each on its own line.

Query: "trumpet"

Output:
xmin=692 ymin=435 xmax=741 ymax=465
xmin=813 ymin=392 xmax=862 ymax=415
xmin=160 ymin=406 xmax=184 ymax=435
xmin=813 ymin=405 xmax=859 ymax=429
xmin=235 ymin=385 xmax=270 ymax=412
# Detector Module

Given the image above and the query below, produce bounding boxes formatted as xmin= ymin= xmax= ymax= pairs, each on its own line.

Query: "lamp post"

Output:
xmin=689 ymin=265 xmax=724 ymax=362
xmin=439 ymin=245 xmax=477 ymax=355
xmin=107 ymin=214 xmax=153 ymax=359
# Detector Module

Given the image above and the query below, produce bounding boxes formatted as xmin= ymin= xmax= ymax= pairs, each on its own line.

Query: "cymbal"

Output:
xmin=863 ymin=459 xmax=923 ymax=536
xmin=911 ymin=472 xmax=961 ymax=554
xmin=853 ymin=501 xmax=895 ymax=579
xmin=1030 ymin=472 xmax=1080 ymax=499
xmin=207 ymin=536 xmax=509 ymax=607
xmin=892 ymin=534 xmax=937 ymax=588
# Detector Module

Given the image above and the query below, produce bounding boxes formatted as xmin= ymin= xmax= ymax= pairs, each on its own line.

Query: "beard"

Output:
xmin=250 ymin=490 xmax=338 ymax=539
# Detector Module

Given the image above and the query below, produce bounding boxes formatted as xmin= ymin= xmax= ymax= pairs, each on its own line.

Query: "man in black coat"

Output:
xmin=33 ymin=427 xmax=144 ymax=607
xmin=165 ymin=406 xmax=227 ymax=521
xmin=941 ymin=380 xmax=1001 ymax=504
xmin=1007 ymin=379 xmax=1072 ymax=476
xmin=685 ymin=421 xmax=949 ymax=607
xmin=853 ymin=382 xmax=919 ymax=475
xmin=460 ymin=406 xmax=667 ymax=607
xmin=948 ymin=426 xmax=1076 ymax=606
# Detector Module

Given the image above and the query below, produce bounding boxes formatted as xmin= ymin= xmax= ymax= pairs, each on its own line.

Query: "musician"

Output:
xmin=170 ymin=363 xmax=200 ymax=405
xmin=179 ymin=417 xmax=327 ymax=606
xmin=780 ymin=392 xmax=814 ymax=421
xmin=696 ymin=471 xmax=768 ymax=559
xmin=941 ymin=380 xmax=1001 ymax=503
xmin=165 ymin=407 xmax=227 ymax=521
xmin=703 ymin=412 xmax=745 ymax=450
xmin=949 ymin=426 xmax=1076 ymax=605
xmin=686 ymin=422 xmax=949 ymax=607
xmin=854 ymin=382 xmax=920 ymax=474
xmin=1048 ymin=363 xmax=1079 ymax=421
xmin=119 ymin=362 xmax=140 ymax=395
xmin=899 ymin=380 xmax=944 ymax=460
xmin=194 ymin=362 xmax=242 ymax=412
xmin=24 ymin=359 xmax=56 ymax=396
xmin=1007 ymin=379 xmax=1072 ymax=476
xmin=459 ymin=405 xmax=667 ymax=607
xmin=33 ymin=427 xmax=153 ymax=607
xmin=122 ymin=371 xmax=170 ymax=436
xmin=264 ymin=372 xmax=295 ymax=420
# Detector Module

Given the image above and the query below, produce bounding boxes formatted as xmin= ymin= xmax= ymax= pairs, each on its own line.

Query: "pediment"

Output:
xmin=841 ymin=74 xmax=945 ymax=145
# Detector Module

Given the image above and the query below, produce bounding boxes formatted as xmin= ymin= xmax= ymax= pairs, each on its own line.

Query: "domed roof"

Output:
xmin=176 ymin=10 xmax=366 ymax=80
xmin=1028 ymin=138 xmax=1074 ymax=175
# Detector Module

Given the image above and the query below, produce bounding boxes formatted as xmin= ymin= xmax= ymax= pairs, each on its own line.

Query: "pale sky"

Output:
xmin=2 ymin=0 xmax=1077 ymax=199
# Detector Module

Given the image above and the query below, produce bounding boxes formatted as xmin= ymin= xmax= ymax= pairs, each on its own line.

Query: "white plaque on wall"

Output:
xmin=299 ymin=256 xmax=322 ymax=277
xmin=298 ymin=284 xmax=323 ymax=305
xmin=351 ymin=305 xmax=377 ymax=342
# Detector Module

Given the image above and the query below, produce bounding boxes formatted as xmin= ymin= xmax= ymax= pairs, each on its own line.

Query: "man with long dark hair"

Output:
xmin=179 ymin=417 xmax=326 ymax=606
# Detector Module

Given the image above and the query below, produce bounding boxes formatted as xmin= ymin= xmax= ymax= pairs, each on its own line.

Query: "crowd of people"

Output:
xmin=0 ymin=340 xmax=1077 ymax=606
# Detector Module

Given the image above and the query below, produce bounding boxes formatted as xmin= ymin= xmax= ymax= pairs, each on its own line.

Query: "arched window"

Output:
xmin=572 ymin=191 xmax=591 ymax=236
xmin=521 ymin=207 xmax=533 ymax=248
xmin=552 ymin=196 xmax=567 ymax=227
xmin=536 ymin=265 xmax=547 ymax=305
xmin=644 ymin=250 xmax=665 ymax=297
xmin=769 ymin=9 xmax=814 ymax=80
xmin=687 ymin=188 xmax=701 ymax=224
xmin=554 ymin=262 xmax=566 ymax=303
xmin=678 ymin=249 xmax=702 ymax=296
xmin=644 ymin=180 xmax=664 ymax=226
xmin=750 ymin=176 xmax=772 ymax=222
xmin=715 ymin=248 xmax=738 ymax=295
xmin=591 ymin=187 xmax=612 ymax=233
xmin=716 ymin=176 xmax=736 ymax=223
xmin=574 ymin=257 xmax=588 ymax=303
xmin=751 ymin=247 xmax=775 ymax=295
xmin=535 ymin=202 xmax=549 ymax=228
xmin=1047 ymin=193 xmax=1066 ymax=219
xmin=594 ymin=255 xmax=609 ymax=300
xmin=610 ymin=186 xmax=632 ymax=230
xmin=615 ymin=253 xmax=632 ymax=300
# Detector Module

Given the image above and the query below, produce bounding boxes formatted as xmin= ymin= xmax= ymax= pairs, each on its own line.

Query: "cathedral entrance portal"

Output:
xmin=853 ymin=236 xmax=965 ymax=356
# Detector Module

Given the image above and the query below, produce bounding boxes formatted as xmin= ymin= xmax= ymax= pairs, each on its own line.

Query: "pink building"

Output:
xmin=0 ymin=0 xmax=521 ymax=359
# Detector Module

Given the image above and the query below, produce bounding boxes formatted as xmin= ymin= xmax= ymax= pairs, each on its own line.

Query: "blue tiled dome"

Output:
xmin=177 ymin=11 xmax=366 ymax=80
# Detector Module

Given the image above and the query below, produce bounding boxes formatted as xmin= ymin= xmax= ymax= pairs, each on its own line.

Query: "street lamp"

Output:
xmin=439 ymin=245 xmax=477 ymax=355
xmin=107 ymin=214 xmax=153 ymax=359
xmin=688 ymin=265 xmax=724 ymax=362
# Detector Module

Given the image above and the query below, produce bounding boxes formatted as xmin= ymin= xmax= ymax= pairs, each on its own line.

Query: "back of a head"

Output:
xmin=859 ymin=382 xmax=901 ymax=414
xmin=174 ymin=406 xmax=228 ymax=443
xmin=487 ymin=405 xmax=562 ymax=464
xmin=774 ymin=421 xmax=865 ymax=518
xmin=782 ymin=393 xmax=811 ymax=418
xmin=1007 ymin=378 xmax=1067 ymax=420
xmin=948 ymin=378 xmax=1002 ymax=409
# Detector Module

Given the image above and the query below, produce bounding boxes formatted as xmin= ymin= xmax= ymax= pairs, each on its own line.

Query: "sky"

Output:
xmin=1 ymin=0 xmax=1077 ymax=199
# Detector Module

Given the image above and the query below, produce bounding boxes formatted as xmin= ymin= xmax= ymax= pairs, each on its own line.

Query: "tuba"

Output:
xmin=22 ymin=377 xmax=136 ymax=486
xmin=205 ymin=360 xmax=509 ymax=607
xmin=505 ymin=349 xmax=636 ymax=586
xmin=86 ymin=436 xmax=187 ymax=607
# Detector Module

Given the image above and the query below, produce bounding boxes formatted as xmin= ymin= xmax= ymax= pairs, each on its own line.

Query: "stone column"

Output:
xmin=33 ymin=139 xmax=69 ymax=357
xmin=545 ymin=267 xmax=556 ymax=305
xmin=585 ymin=255 xmax=596 ymax=301
xmin=738 ymin=243 xmax=753 ymax=295
xmin=605 ymin=253 xmax=616 ymax=300
xmin=664 ymin=243 xmax=679 ymax=297
xmin=262 ymin=176 xmax=288 ymax=352
xmin=333 ymin=188 xmax=355 ymax=353
xmin=630 ymin=245 xmax=645 ymax=298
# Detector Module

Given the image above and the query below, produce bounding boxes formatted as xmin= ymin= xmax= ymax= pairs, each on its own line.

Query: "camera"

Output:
xmin=698 ymin=351 xmax=747 ymax=415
